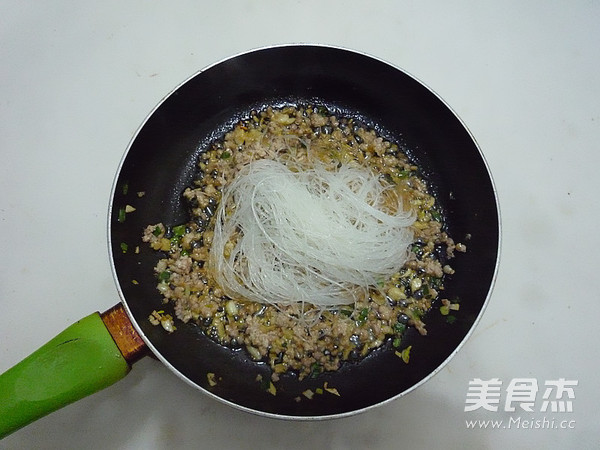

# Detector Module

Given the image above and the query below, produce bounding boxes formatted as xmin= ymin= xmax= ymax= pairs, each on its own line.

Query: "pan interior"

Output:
xmin=109 ymin=46 xmax=499 ymax=418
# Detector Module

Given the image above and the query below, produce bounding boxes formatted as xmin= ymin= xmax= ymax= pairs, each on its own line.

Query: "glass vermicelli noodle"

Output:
xmin=210 ymin=158 xmax=415 ymax=309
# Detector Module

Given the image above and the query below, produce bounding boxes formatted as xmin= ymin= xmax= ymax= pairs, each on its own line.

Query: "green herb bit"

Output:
xmin=440 ymin=301 xmax=459 ymax=316
xmin=410 ymin=244 xmax=424 ymax=259
xmin=172 ymin=224 xmax=186 ymax=237
xmin=257 ymin=375 xmax=271 ymax=391
xmin=382 ymin=173 xmax=394 ymax=185
xmin=158 ymin=271 xmax=171 ymax=282
xmin=221 ymin=151 xmax=231 ymax=159
xmin=324 ymin=382 xmax=340 ymax=396
xmin=400 ymin=345 xmax=412 ymax=363
xmin=446 ymin=315 xmax=457 ymax=324
xmin=207 ymin=372 xmax=217 ymax=387
xmin=356 ymin=307 xmax=369 ymax=325
xmin=152 ymin=225 xmax=163 ymax=236
xmin=118 ymin=207 xmax=126 ymax=223
xmin=431 ymin=209 xmax=443 ymax=222
xmin=396 ymin=169 xmax=411 ymax=179
xmin=430 ymin=276 xmax=443 ymax=289
xmin=392 ymin=337 xmax=402 ymax=348
xmin=393 ymin=322 xmax=406 ymax=334
xmin=303 ymin=389 xmax=314 ymax=400
xmin=120 ymin=242 xmax=128 ymax=253
xmin=409 ymin=307 xmax=423 ymax=320
xmin=316 ymin=105 xmax=329 ymax=116
xmin=309 ymin=362 xmax=323 ymax=378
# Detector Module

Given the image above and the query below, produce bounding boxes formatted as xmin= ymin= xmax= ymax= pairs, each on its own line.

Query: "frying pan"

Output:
xmin=0 ymin=45 xmax=500 ymax=437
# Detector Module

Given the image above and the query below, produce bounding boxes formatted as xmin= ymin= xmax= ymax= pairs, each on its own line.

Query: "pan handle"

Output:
xmin=0 ymin=304 xmax=147 ymax=439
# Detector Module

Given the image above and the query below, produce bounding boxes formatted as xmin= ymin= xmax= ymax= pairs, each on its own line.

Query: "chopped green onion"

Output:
xmin=207 ymin=372 xmax=217 ymax=387
xmin=392 ymin=337 xmax=402 ymax=348
xmin=120 ymin=242 xmax=128 ymax=253
xmin=323 ymin=382 xmax=340 ymax=396
xmin=303 ymin=389 xmax=314 ymax=399
xmin=309 ymin=363 xmax=323 ymax=378
xmin=393 ymin=322 xmax=406 ymax=334
xmin=173 ymin=224 xmax=186 ymax=238
xmin=396 ymin=169 xmax=411 ymax=179
xmin=446 ymin=315 xmax=457 ymax=324
xmin=316 ymin=105 xmax=329 ymax=116
xmin=410 ymin=307 xmax=423 ymax=319
xmin=400 ymin=345 xmax=412 ymax=363
xmin=395 ymin=346 xmax=412 ymax=363
xmin=440 ymin=305 xmax=450 ymax=315
xmin=118 ymin=207 xmax=126 ymax=223
xmin=158 ymin=271 xmax=170 ymax=282
xmin=431 ymin=209 xmax=443 ymax=222
xmin=256 ymin=374 xmax=270 ymax=391
xmin=356 ymin=307 xmax=369 ymax=325
xmin=309 ymin=362 xmax=323 ymax=378
xmin=410 ymin=277 xmax=422 ymax=292
xmin=225 ymin=300 xmax=238 ymax=316
xmin=221 ymin=151 xmax=231 ymax=159
xmin=152 ymin=226 xmax=162 ymax=236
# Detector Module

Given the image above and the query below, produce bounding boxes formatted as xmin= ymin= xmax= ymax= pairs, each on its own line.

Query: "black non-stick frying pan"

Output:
xmin=0 ymin=45 xmax=500 ymax=437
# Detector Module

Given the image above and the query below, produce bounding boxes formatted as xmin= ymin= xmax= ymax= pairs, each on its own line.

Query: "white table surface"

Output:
xmin=2 ymin=1 xmax=599 ymax=449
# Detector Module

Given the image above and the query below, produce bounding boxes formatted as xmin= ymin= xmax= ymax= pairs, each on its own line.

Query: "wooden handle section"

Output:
xmin=100 ymin=304 xmax=148 ymax=364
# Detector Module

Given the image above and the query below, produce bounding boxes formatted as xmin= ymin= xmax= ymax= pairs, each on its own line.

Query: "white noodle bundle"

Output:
xmin=209 ymin=159 xmax=415 ymax=307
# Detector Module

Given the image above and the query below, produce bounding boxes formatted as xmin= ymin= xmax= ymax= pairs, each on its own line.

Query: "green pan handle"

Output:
xmin=0 ymin=311 xmax=131 ymax=439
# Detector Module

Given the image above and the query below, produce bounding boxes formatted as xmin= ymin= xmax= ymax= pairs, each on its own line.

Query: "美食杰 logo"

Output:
xmin=463 ymin=378 xmax=578 ymax=430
